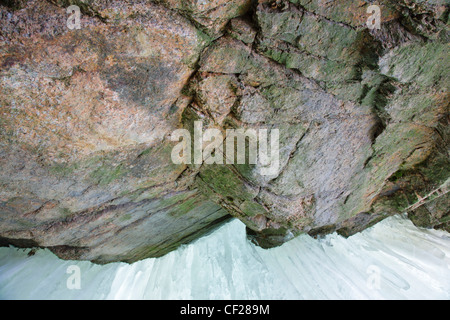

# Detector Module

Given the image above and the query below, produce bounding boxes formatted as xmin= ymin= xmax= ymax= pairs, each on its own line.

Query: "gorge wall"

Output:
xmin=0 ymin=0 xmax=448 ymax=264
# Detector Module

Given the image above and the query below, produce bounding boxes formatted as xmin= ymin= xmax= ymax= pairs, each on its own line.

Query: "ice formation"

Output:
xmin=0 ymin=214 xmax=449 ymax=300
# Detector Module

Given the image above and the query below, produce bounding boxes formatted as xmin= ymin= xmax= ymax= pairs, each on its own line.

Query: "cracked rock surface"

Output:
xmin=0 ymin=0 xmax=448 ymax=263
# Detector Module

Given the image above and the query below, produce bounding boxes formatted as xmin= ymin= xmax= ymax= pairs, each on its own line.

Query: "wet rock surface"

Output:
xmin=0 ymin=0 xmax=448 ymax=263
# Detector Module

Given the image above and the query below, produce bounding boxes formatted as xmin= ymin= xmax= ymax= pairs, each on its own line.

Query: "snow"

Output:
xmin=0 ymin=214 xmax=449 ymax=300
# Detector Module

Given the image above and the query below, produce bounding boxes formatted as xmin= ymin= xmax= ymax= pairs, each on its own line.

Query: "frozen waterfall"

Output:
xmin=0 ymin=214 xmax=449 ymax=300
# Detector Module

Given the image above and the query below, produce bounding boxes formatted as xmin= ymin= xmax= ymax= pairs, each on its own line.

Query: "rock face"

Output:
xmin=0 ymin=0 xmax=448 ymax=263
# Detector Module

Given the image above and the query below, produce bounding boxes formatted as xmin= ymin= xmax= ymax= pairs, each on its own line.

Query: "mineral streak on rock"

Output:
xmin=0 ymin=0 xmax=448 ymax=263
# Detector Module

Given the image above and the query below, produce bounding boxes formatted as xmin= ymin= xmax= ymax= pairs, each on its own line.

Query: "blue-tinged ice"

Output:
xmin=0 ymin=214 xmax=449 ymax=300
